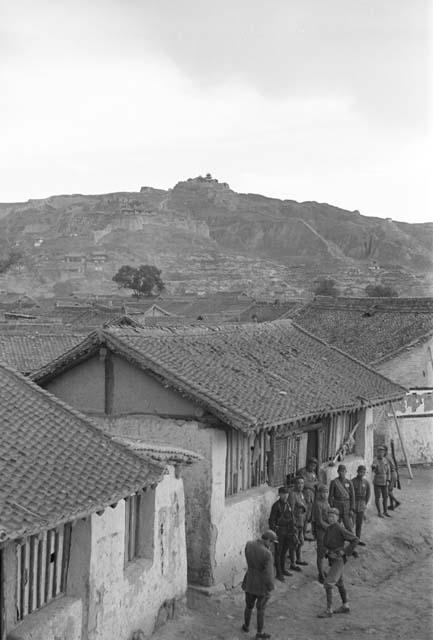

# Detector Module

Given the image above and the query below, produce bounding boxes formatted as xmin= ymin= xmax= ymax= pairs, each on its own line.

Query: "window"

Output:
xmin=125 ymin=490 xmax=155 ymax=563
xmin=271 ymin=434 xmax=299 ymax=487
xmin=325 ymin=411 xmax=360 ymax=462
xmin=225 ymin=430 xmax=270 ymax=497
xmin=16 ymin=523 xmax=71 ymax=621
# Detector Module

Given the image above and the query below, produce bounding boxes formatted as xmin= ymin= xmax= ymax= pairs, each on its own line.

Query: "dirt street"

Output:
xmin=152 ymin=466 xmax=433 ymax=640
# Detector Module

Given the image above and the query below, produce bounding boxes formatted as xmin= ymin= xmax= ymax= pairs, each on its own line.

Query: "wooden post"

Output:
xmin=390 ymin=402 xmax=413 ymax=479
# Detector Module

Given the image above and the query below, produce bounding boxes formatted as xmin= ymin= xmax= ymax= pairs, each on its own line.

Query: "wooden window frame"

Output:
xmin=225 ymin=430 xmax=269 ymax=497
xmin=16 ymin=523 xmax=71 ymax=622
xmin=125 ymin=494 xmax=142 ymax=563
xmin=270 ymin=432 xmax=299 ymax=487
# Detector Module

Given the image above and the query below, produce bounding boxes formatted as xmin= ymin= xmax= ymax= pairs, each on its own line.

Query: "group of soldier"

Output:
xmin=241 ymin=445 xmax=401 ymax=639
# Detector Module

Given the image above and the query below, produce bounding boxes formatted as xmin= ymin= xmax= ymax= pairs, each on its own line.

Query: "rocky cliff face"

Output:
xmin=0 ymin=175 xmax=432 ymax=298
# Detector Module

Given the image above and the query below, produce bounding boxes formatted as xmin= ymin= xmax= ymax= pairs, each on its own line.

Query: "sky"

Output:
xmin=1 ymin=0 xmax=432 ymax=223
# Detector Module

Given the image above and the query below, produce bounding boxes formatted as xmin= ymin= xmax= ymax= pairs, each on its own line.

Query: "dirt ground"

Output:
xmin=151 ymin=466 xmax=433 ymax=640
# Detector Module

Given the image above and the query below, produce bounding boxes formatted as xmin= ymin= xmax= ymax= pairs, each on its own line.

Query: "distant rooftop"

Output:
xmin=290 ymin=296 xmax=433 ymax=364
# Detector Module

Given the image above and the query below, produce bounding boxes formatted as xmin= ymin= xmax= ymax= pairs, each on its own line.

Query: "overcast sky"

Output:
xmin=1 ymin=0 xmax=432 ymax=222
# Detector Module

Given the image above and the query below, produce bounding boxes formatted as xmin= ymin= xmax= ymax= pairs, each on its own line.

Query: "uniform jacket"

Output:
xmin=323 ymin=522 xmax=359 ymax=559
xmin=298 ymin=469 xmax=319 ymax=501
xmin=312 ymin=498 xmax=330 ymax=532
xmin=371 ymin=458 xmax=390 ymax=486
xmin=242 ymin=539 xmax=275 ymax=595
xmin=288 ymin=489 xmax=307 ymax=527
xmin=269 ymin=500 xmax=296 ymax=536
xmin=329 ymin=477 xmax=355 ymax=511
xmin=351 ymin=476 xmax=371 ymax=512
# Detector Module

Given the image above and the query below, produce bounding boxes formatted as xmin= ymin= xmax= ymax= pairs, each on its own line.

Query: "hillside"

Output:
xmin=0 ymin=175 xmax=432 ymax=298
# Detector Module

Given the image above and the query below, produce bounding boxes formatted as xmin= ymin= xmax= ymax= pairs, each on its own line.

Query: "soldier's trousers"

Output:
xmin=374 ymin=484 xmax=388 ymax=514
xmin=354 ymin=510 xmax=365 ymax=539
xmin=244 ymin=592 xmax=270 ymax=633
xmin=315 ymin=528 xmax=327 ymax=579
xmin=333 ymin=500 xmax=353 ymax=531
xmin=323 ymin=557 xmax=347 ymax=608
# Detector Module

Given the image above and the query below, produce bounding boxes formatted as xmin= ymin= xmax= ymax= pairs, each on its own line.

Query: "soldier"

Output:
xmin=268 ymin=486 xmax=296 ymax=581
xmin=298 ymin=457 xmax=319 ymax=540
xmin=312 ymin=483 xmax=330 ymax=583
xmin=351 ymin=465 xmax=371 ymax=544
xmin=317 ymin=507 xmax=359 ymax=618
xmin=383 ymin=444 xmax=401 ymax=511
xmin=288 ymin=476 xmax=308 ymax=569
xmin=328 ymin=464 xmax=355 ymax=531
xmin=371 ymin=445 xmax=391 ymax=518
xmin=241 ymin=529 xmax=278 ymax=640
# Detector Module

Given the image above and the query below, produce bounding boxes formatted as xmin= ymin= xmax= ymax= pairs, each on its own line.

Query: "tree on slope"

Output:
xmin=112 ymin=264 xmax=165 ymax=297
xmin=313 ymin=277 xmax=339 ymax=297
xmin=365 ymin=283 xmax=398 ymax=297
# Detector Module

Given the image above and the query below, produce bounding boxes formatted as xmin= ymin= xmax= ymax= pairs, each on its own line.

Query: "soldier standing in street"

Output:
xmin=351 ymin=465 xmax=370 ymax=544
xmin=317 ymin=507 xmax=359 ymax=618
xmin=383 ymin=444 xmax=401 ymax=511
xmin=268 ymin=486 xmax=296 ymax=581
xmin=298 ymin=457 xmax=319 ymax=540
xmin=312 ymin=483 xmax=330 ymax=583
xmin=288 ymin=476 xmax=308 ymax=569
xmin=372 ymin=445 xmax=391 ymax=518
xmin=329 ymin=464 xmax=355 ymax=531
xmin=241 ymin=529 xmax=278 ymax=640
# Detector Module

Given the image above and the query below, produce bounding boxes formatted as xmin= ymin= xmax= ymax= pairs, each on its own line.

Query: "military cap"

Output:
xmin=262 ymin=529 xmax=279 ymax=542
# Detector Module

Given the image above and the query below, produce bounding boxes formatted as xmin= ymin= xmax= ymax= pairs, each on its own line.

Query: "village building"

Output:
xmin=30 ymin=320 xmax=405 ymax=589
xmin=0 ymin=362 xmax=191 ymax=640
xmin=290 ymin=296 xmax=433 ymax=464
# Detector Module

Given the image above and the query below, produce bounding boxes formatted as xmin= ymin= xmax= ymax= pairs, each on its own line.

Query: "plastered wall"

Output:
xmin=210 ymin=429 xmax=277 ymax=588
xmin=375 ymin=338 xmax=433 ymax=388
xmin=110 ymin=356 xmax=199 ymax=416
xmin=93 ymin=414 xmax=215 ymax=586
xmin=45 ymin=355 xmax=105 ymax=413
xmin=87 ymin=467 xmax=187 ymax=640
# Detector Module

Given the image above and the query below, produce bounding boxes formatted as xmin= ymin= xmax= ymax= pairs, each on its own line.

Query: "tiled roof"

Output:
xmin=32 ymin=321 xmax=406 ymax=432
xmin=290 ymin=297 xmax=433 ymax=364
xmin=238 ymin=301 xmax=306 ymax=323
xmin=0 ymin=333 xmax=84 ymax=373
xmin=0 ymin=363 xmax=164 ymax=541
xmin=155 ymin=294 xmax=254 ymax=319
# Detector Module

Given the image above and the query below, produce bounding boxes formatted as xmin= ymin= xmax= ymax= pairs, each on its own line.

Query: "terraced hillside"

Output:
xmin=0 ymin=175 xmax=432 ymax=298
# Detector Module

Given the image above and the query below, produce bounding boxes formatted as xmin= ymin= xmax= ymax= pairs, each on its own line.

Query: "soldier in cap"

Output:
xmin=351 ymin=465 xmax=371 ymax=544
xmin=288 ymin=476 xmax=308 ymax=569
xmin=298 ymin=457 xmax=319 ymax=540
xmin=371 ymin=445 xmax=391 ymax=518
xmin=268 ymin=486 xmax=296 ymax=581
xmin=317 ymin=507 xmax=359 ymax=618
xmin=383 ymin=444 xmax=401 ymax=511
xmin=328 ymin=464 xmax=355 ymax=531
xmin=241 ymin=529 xmax=278 ymax=639
xmin=312 ymin=483 xmax=331 ymax=583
